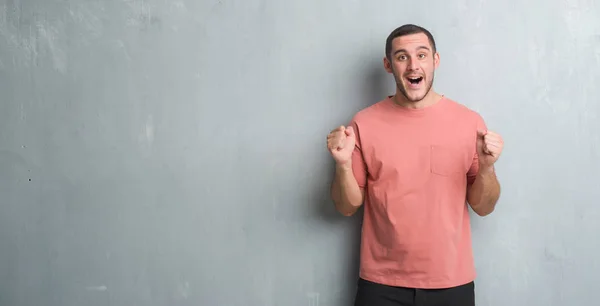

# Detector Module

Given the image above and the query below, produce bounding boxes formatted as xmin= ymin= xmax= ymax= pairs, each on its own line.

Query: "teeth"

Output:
xmin=407 ymin=77 xmax=422 ymax=81
xmin=407 ymin=76 xmax=422 ymax=84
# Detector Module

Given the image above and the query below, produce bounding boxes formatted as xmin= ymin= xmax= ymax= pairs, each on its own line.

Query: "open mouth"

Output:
xmin=406 ymin=76 xmax=423 ymax=85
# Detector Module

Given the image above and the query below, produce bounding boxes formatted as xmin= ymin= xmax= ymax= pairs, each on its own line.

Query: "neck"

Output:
xmin=392 ymin=90 xmax=443 ymax=109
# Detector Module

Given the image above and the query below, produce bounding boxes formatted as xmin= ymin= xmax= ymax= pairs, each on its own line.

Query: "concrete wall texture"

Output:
xmin=1 ymin=0 xmax=599 ymax=305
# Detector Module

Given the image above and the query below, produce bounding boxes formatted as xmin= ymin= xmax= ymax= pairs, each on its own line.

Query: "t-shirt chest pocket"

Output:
xmin=367 ymin=144 xmax=432 ymax=186
xmin=430 ymin=144 xmax=469 ymax=176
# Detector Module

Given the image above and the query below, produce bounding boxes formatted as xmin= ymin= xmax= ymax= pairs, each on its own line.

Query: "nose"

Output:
xmin=407 ymin=57 xmax=420 ymax=71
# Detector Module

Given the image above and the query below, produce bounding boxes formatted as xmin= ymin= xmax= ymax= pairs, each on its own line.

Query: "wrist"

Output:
xmin=478 ymin=164 xmax=495 ymax=175
xmin=336 ymin=162 xmax=353 ymax=172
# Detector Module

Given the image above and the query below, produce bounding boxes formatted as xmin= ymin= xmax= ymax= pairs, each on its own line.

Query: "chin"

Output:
xmin=401 ymin=83 xmax=433 ymax=102
xmin=407 ymin=93 xmax=427 ymax=102
xmin=399 ymin=87 xmax=427 ymax=102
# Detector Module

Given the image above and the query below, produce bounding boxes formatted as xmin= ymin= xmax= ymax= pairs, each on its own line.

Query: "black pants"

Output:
xmin=354 ymin=278 xmax=475 ymax=306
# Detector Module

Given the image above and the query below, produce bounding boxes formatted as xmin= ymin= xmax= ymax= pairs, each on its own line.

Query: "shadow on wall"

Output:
xmin=306 ymin=59 xmax=391 ymax=303
xmin=361 ymin=59 xmax=392 ymax=106
xmin=315 ymin=59 xmax=390 ymax=222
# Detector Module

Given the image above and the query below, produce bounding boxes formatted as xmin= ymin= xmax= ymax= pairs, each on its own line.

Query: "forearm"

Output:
xmin=467 ymin=165 xmax=501 ymax=216
xmin=331 ymin=164 xmax=364 ymax=216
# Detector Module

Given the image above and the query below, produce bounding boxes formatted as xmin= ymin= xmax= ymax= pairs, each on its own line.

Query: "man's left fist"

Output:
xmin=477 ymin=130 xmax=503 ymax=167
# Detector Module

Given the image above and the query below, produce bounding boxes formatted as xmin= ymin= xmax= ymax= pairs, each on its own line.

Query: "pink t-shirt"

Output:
xmin=350 ymin=95 xmax=487 ymax=289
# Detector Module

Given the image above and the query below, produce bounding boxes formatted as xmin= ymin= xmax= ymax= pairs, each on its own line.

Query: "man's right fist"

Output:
xmin=327 ymin=125 xmax=356 ymax=166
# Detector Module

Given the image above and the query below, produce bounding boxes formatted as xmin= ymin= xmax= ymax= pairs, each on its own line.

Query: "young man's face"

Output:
xmin=384 ymin=33 xmax=440 ymax=103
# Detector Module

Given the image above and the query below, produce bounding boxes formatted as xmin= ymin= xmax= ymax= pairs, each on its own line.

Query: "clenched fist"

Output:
xmin=477 ymin=129 xmax=504 ymax=168
xmin=327 ymin=125 xmax=356 ymax=167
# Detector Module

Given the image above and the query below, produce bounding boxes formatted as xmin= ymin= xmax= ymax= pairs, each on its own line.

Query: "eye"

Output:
xmin=398 ymin=54 xmax=407 ymax=61
xmin=418 ymin=53 xmax=427 ymax=59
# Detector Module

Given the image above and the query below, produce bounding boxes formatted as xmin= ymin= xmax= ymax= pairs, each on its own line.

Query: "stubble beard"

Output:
xmin=394 ymin=71 xmax=435 ymax=103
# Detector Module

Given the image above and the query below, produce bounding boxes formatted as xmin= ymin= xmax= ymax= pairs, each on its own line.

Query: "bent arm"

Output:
xmin=467 ymin=165 xmax=501 ymax=216
xmin=330 ymin=164 xmax=364 ymax=216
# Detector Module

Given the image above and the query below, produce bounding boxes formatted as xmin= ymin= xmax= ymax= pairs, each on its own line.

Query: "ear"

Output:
xmin=383 ymin=56 xmax=393 ymax=73
xmin=433 ymin=52 xmax=440 ymax=69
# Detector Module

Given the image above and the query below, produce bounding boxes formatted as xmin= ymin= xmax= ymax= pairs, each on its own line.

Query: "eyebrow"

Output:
xmin=394 ymin=46 xmax=431 ymax=55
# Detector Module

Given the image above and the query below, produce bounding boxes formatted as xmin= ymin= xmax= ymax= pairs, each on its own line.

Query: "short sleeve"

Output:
xmin=467 ymin=112 xmax=487 ymax=185
xmin=349 ymin=120 xmax=368 ymax=189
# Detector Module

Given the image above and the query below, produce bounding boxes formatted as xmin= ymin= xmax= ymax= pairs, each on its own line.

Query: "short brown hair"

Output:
xmin=385 ymin=24 xmax=437 ymax=59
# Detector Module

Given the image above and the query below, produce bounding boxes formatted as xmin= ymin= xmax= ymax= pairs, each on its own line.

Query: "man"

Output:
xmin=326 ymin=24 xmax=503 ymax=306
